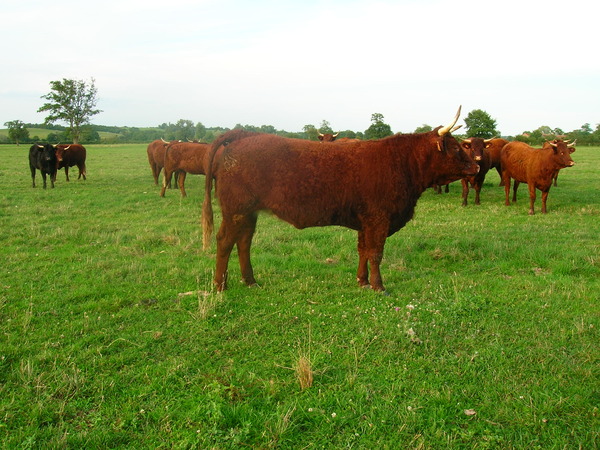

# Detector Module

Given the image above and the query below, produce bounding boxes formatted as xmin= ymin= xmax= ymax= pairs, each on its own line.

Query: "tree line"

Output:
xmin=3 ymin=78 xmax=600 ymax=146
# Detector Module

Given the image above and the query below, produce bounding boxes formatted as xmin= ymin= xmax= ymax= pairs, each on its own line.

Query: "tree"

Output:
xmin=4 ymin=120 xmax=29 ymax=146
xmin=463 ymin=109 xmax=498 ymax=138
xmin=38 ymin=78 xmax=102 ymax=144
xmin=414 ymin=124 xmax=432 ymax=133
xmin=318 ymin=120 xmax=334 ymax=134
xmin=365 ymin=113 xmax=393 ymax=140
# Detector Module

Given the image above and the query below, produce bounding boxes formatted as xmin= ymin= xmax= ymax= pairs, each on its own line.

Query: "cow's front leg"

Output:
xmin=356 ymin=231 xmax=370 ymax=288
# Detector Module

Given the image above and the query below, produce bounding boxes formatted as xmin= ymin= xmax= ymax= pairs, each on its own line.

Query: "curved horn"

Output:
xmin=318 ymin=132 xmax=324 ymax=137
xmin=65 ymin=145 xmax=71 ymax=150
xmin=438 ymin=105 xmax=462 ymax=136
xmin=333 ymin=132 xmax=339 ymax=138
xmin=568 ymin=139 xmax=577 ymax=147
xmin=549 ymin=141 xmax=558 ymax=148
xmin=462 ymin=138 xmax=473 ymax=144
xmin=484 ymin=137 xmax=494 ymax=143
xmin=161 ymin=138 xmax=168 ymax=143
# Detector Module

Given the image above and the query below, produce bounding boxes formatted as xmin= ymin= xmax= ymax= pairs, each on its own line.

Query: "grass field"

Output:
xmin=1 ymin=143 xmax=598 ymax=448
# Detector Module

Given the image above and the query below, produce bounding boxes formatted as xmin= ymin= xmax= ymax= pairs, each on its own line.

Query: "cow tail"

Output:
xmin=202 ymin=139 xmax=220 ymax=250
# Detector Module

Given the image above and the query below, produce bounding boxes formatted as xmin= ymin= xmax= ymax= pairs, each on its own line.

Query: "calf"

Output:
xmin=501 ymin=140 xmax=575 ymax=214
xmin=160 ymin=142 xmax=210 ymax=197
xmin=29 ymin=143 xmax=57 ymax=189
xmin=55 ymin=144 xmax=87 ymax=181
xmin=460 ymin=137 xmax=492 ymax=206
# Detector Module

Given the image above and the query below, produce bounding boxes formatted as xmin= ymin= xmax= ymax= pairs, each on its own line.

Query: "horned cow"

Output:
xmin=501 ymin=139 xmax=575 ymax=214
xmin=202 ymin=108 xmax=479 ymax=292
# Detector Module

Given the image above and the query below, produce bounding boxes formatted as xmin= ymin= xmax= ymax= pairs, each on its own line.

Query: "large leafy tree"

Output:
xmin=464 ymin=109 xmax=499 ymax=138
xmin=365 ymin=113 xmax=393 ymax=139
xmin=4 ymin=120 xmax=29 ymax=146
xmin=38 ymin=78 xmax=102 ymax=144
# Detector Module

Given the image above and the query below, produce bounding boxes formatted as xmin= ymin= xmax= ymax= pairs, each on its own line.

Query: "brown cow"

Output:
xmin=542 ymin=139 xmax=576 ymax=186
xmin=485 ymin=138 xmax=509 ymax=185
xmin=55 ymin=144 xmax=87 ymax=181
xmin=160 ymin=141 xmax=210 ymax=197
xmin=317 ymin=132 xmax=339 ymax=142
xmin=147 ymin=139 xmax=177 ymax=186
xmin=501 ymin=140 xmax=575 ymax=214
xmin=202 ymin=108 xmax=479 ymax=292
xmin=459 ymin=137 xmax=492 ymax=206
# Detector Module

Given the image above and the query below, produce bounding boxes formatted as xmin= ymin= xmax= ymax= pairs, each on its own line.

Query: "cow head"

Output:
xmin=461 ymin=137 xmax=489 ymax=162
xmin=318 ymin=132 xmax=339 ymax=142
xmin=33 ymin=143 xmax=58 ymax=167
xmin=430 ymin=106 xmax=479 ymax=185
xmin=545 ymin=139 xmax=576 ymax=168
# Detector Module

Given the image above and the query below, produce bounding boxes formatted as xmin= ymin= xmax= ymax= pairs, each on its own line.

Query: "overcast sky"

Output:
xmin=2 ymin=0 xmax=598 ymax=136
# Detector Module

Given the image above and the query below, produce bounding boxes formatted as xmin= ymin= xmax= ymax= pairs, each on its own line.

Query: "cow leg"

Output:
xmin=236 ymin=212 xmax=258 ymax=286
xmin=65 ymin=167 xmax=70 ymax=182
xmin=79 ymin=163 xmax=86 ymax=180
xmin=160 ymin=170 xmax=172 ymax=197
xmin=214 ymin=213 xmax=256 ymax=291
xmin=502 ymin=173 xmax=511 ymax=205
xmin=357 ymin=224 xmax=388 ymax=291
xmin=474 ymin=181 xmax=482 ymax=205
xmin=528 ymin=184 xmax=537 ymax=215
xmin=31 ymin=168 xmax=36 ymax=188
xmin=512 ymin=180 xmax=520 ymax=204
xmin=178 ymin=171 xmax=187 ymax=197
xmin=42 ymin=172 xmax=47 ymax=189
xmin=541 ymin=190 xmax=549 ymax=214
xmin=356 ymin=231 xmax=370 ymax=288
xmin=151 ymin=164 xmax=159 ymax=185
xmin=461 ymin=179 xmax=469 ymax=206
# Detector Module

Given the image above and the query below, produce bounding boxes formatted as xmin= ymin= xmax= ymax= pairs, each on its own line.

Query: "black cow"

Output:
xmin=29 ymin=144 xmax=57 ymax=189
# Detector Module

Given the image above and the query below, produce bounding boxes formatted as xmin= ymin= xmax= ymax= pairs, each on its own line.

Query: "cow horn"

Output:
xmin=161 ymin=138 xmax=168 ymax=143
xmin=318 ymin=132 xmax=324 ymax=137
xmin=65 ymin=145 xmax=71 ymax=150
xmin=438 ymin=106 xmax=462 ymax=136
xmin=569 ymin=139 xmax=577 ymax=147
xmin=484 ymin=138 xmax=494 ymax=143
xmin=462 ymin=138 xmax=472 ymax=144
xmin=549 ymin=141 xmax=558 ymax=148
xmin=333 ymin=132 xmax=339 ymax=137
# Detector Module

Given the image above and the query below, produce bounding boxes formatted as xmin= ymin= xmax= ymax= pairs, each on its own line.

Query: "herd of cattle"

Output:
xmin=27 ymin=108 xmax=576 ymax=291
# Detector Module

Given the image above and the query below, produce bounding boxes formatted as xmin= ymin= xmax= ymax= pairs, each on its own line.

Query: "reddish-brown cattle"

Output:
xmin=485 ymin=138 xmax=509 ymax=184
xmin=160 ymin=142 xmax=210 ymax=197
xmin=317 ymin=132 xmax=339 ymax=142
xmin=501 ymin=140 xmax=575 ymax=214
xmin=459 ymin=138 xmax=492 ymax=206
xmin=147 ymin=139 xmax=176 ymax=185
xmin=202 ymin=108 xmax=479 ymax=292
xmin=55 ymin=144 xmax=87 ymax=181
xmin=542 ymin=139 xmax=576 ymax=187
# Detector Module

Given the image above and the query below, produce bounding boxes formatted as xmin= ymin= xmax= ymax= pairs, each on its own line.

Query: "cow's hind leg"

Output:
xmin=215 ymin=213 xmax=257 ymax=291
xmin=357 ymin=224 xmax=388 ymax=292
xmin=236 ymin=212 xmax=258 ymax=286
xmin=65 ymin=167 xmax=70 ymax=181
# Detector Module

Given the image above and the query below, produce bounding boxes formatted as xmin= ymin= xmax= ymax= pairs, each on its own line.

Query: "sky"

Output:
xmin=2 ymin=0 xmax=598 ymax=136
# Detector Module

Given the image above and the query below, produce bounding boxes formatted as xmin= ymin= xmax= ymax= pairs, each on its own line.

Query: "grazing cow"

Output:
xmin=317 ymin=132 xmax=339 ymax=142
xmin=55 ymin=144 xmax=87 ymax=181
xmin=147 ymin=139 xmax=177 ymax=186
xmin=29 ymin=143 xmax=57 ymax=189
xmin=160 ymin=141 xmax=210 ymax=197
xmin=501 ymin=140 xmax=575 ymax=214
xmin=202 ymin=108 xmax=479 ymax=292
xmin=485 ymin=138 xmax=509 ymax=185
xmin=459 ymin=137 xmax=492 ymax=206
xmin=542 ymin=139 xmax=576 ymax=186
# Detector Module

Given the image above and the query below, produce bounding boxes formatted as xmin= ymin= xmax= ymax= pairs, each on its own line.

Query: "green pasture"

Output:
xmin=0 ymin=143 xmax=598 ymax=448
